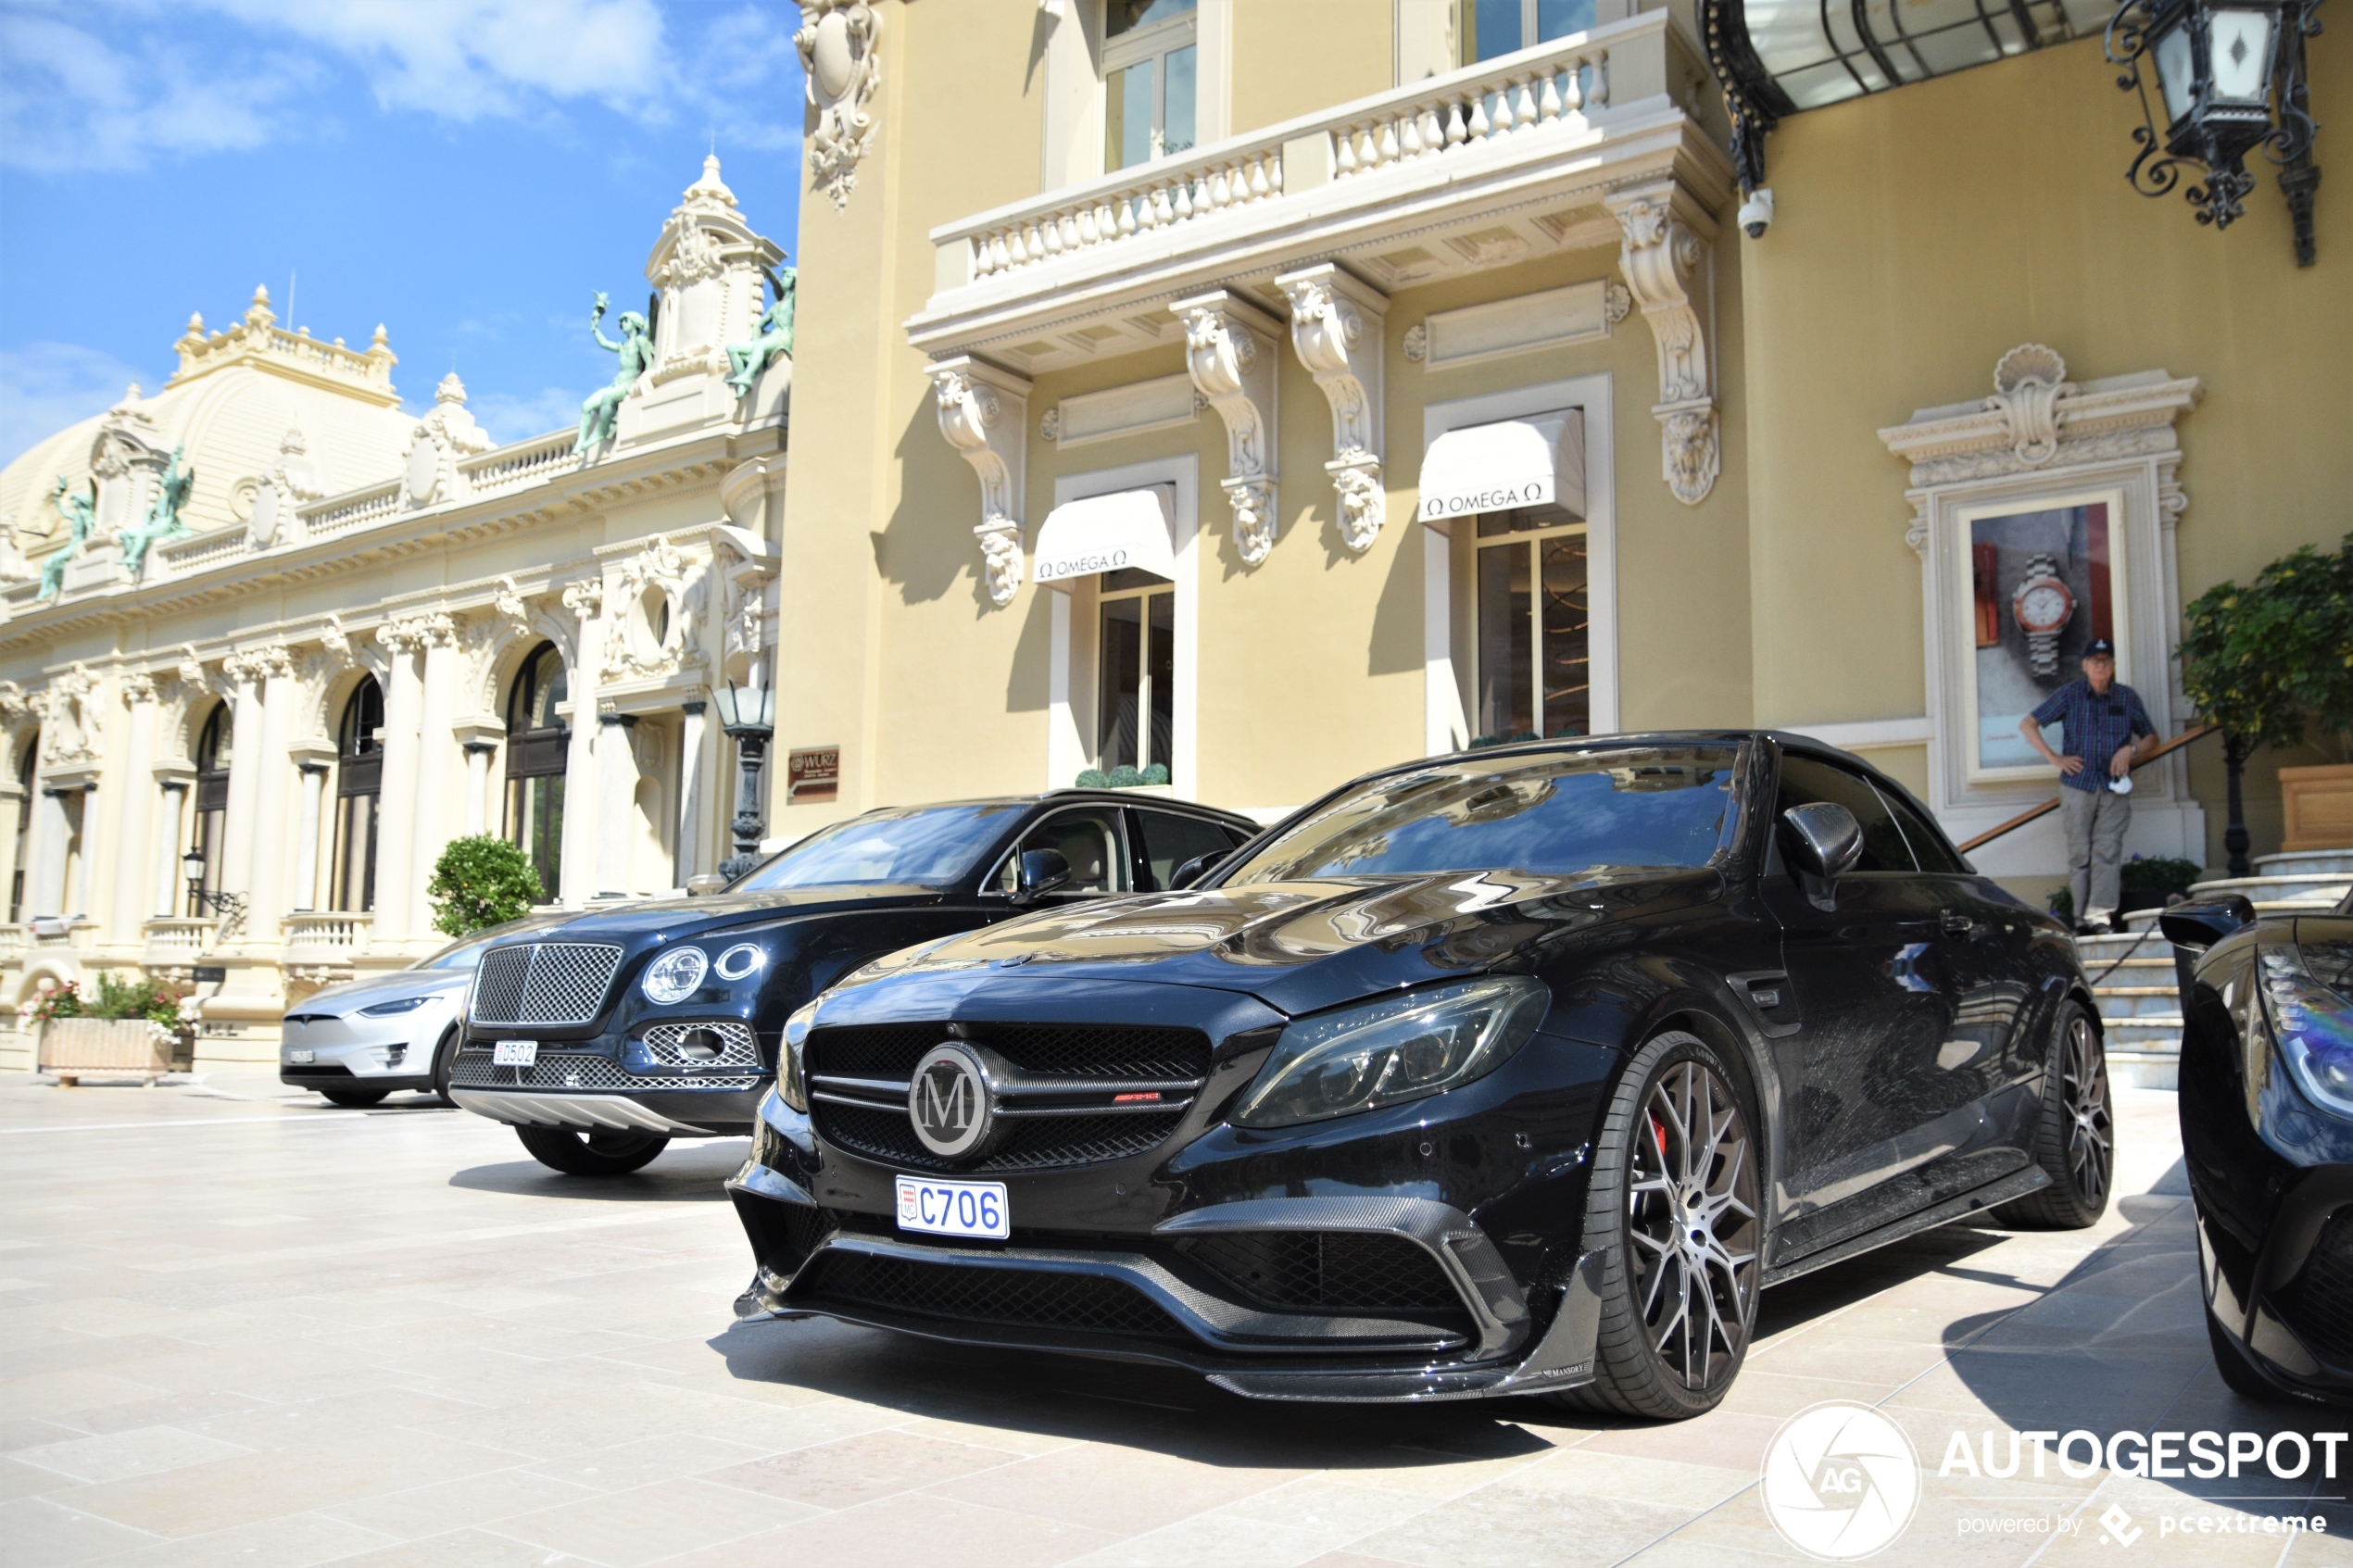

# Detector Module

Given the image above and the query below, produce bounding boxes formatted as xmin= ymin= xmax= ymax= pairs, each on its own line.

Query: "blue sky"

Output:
xmin=0 ymin=0 xmax=806 ymax=467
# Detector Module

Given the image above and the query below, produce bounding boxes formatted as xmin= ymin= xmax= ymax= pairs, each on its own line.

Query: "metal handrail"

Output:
xmin=1955 ymin=722 xmax=2219 ymax=855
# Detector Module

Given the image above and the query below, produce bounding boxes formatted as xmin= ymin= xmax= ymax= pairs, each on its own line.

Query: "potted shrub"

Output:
xmin=25 ymin=975 xmax=187 ymax=1085
xmin=427 ymin=835 xmax=546 ymax=936
xmin=2178 ymin=535 xmax=2353 ymax=872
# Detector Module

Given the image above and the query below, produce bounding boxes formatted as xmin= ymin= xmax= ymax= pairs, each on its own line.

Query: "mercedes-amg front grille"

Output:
xmin=470 ymin=943 xmax=624 ymax=1025
xmin=798 ymin=1251 xmax=1188 ymax=1338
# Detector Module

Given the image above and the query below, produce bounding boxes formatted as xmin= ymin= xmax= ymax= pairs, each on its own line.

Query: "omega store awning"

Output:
xmin=1032 ymin=485 xmax=1177 ymax=586
xmin=1415 ymin=410 xmax=1586 ymax=525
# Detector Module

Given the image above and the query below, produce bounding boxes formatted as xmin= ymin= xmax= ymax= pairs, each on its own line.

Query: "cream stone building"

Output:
xmin=774 ymin=0 xmax=2345 ymax=866
xmin=0 ymin=157 xmax=792 ymax=1070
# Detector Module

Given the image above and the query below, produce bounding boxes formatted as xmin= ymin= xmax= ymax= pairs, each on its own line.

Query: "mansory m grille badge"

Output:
xmin=909 ymin=1044 xmax=993 ymax=1159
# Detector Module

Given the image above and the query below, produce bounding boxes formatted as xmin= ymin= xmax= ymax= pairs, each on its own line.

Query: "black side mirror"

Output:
xmin=1012 ymin=848 xmax=1073 ymax=905
xmin=1169 ymin=849 xmax=1227 ymax=890
xmin=2158 ymin=895 xmax=2256 ymax=952
xmin=1781 ymin=803 xmax=1863 ymax=880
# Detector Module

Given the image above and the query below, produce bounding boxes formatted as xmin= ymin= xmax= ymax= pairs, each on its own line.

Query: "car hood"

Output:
xmin=518 ymin=884 xmax=955 ymax=940
xmin=839 ymin=866 xmax=1723 ymax=1017
xmin=287 ymin=967 xmax=470 ymax=1016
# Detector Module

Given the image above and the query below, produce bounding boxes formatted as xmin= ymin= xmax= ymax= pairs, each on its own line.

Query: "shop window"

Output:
xmin=8 ymin=731 xmax=32 ymax=922
xmin=190 ymin=703 xmax=232 ymax=916
xmin=1473 ymin=505 xmax=1589 ymax=744
xmin=330 ymin=679 xmax=384 ymax=912
xmin=1105 ymin=0 xmax=1197 ymax=171
xmin=1098 ymin=569 xmax=1174 ymax=776
xmin=1466 ymin=0 xmax=1596 ymax=62
xmin=503 ymin=642 xmax=567 ymax=900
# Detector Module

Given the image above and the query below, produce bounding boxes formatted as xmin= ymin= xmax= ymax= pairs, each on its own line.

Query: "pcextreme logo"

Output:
xmin=1759 ymin=1402 xmax=1922 ymax=1561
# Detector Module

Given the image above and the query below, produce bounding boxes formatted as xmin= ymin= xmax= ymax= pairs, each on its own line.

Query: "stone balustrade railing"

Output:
xmin=282 ymin=911 xmax=371 ymax=960
xmin=0 ymin=924 xmax=25 ymax=960
xmin=299 ymin=481 xmax=404 ymax=541
xmin=459 ymin=430 xmax=577 ymax=493
xmin=173 ymin=320 xmax=396 ymax=395
xmin=939 ymin=15 xmax=1658 ymax=288
xmin=157 ymin=530 xmax=252 ymax=577
xmin=142 ymin=917 xmax=218 ymax=957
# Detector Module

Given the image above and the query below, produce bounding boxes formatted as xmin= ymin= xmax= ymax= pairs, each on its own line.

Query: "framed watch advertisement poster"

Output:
xmin=1953 ymin=485 xmax=2132 ymax=784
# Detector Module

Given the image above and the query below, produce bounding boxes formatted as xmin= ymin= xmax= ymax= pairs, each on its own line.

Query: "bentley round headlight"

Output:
xmin=641 ymin=947 xmax=709 ymax=1005
xmin=715 ymin=943 xmax=764 ymax=982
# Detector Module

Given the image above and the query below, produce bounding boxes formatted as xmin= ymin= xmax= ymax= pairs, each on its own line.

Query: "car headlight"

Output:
xmin=359 ymin=996 xmax=433 ymax=1017
xmin=2259 ymin=942 xmax=2353 ymax=1118
xmin=1229 ymin=975 xmax=1551 ymax=1129
xmin=779 ymin=997 xmax=819 ymax=1112
xmin=641 ymin=947 xmax=709 ymax=1005
xmin=715 ymin=943 xmax=764 ymax=982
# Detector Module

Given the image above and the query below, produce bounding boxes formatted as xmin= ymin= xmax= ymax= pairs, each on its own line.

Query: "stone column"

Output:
xmin=409 ymin=618 xmax=459 ymax=923
xmin=0 ymin=776 xmax=24 ymax=922
xmin=558 ymin=578 xmax=604 ymax=906
xmin=244 ymin=649 xmax=297 ymax=942
xmin=597 ymin=713 xmax=638 ymax=897
xmin=371 ymin=626 xmax=426 ymax=942
xmin=72 ymin=783 xmax=99 ymax=919
xmin=452 ymin=718 xmax=504 ymax=839
xmin=151 ymin=768 xmax=192 ymax=918
xmin=676 ymin=699 xmax=707 ymax=883
xmin=31 ymin=786 xmax=70 ymax=918
xmin=218 ymin=654 xmax=269 ymax=922
xmin=107 ymin=677 xmax=158 ymax=944
xmin=289 ymin=746 xmax=334 ymax=913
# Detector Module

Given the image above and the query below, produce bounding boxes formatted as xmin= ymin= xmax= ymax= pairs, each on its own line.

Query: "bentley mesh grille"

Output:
xmin=452 ymin=1047 xmax=758 ymax=1093
xmin=1174 ymin=1232 xmax=1466 ymax=1314
xmin=806 ymin=1022 xmax=1212 ymax=1081
xmin=639 ymin=1021 xmax=759 ymax=1068
xmin=814 ymin=1099 xmax=1188 ymax=1173
xmin=799 ymin=1251 xmax=1188 ymax=1338
xmin=469 ymin=943 xmax=623 ymax=1025
xmin=2280 ymin=1207 xmax=2353 ymax=1367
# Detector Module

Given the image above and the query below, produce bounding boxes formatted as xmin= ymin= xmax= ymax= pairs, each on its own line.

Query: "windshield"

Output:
xmin=413 ymin=934 xmax=500 ymax=971
xmin=1220 ymin=745 xmax=1745 ymax=885
xmin=732 ymin=804 xmax=1026 ymax=891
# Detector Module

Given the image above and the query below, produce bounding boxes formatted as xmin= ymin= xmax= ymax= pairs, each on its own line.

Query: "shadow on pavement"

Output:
xmin=448 ymin=1137 xmax=749 ymax=1201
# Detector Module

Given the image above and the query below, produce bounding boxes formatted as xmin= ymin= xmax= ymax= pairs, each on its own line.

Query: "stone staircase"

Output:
xmin=2080 ymin=848 xmax=2353 ymax=1088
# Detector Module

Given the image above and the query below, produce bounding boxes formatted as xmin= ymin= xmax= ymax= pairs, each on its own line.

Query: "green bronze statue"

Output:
xmin=36 ymin=476 xmax=96 ymax=603
xmin=575 ymin=292 xmax=657 ymax=453
xmin=725 ymin=266 xmax=797 ymax=399
xmin=118 ymin=445 xmax=195 ymax=577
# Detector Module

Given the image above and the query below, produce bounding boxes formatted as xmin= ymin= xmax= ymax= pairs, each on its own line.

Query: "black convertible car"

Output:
xmin=2165 ymin=885 xmax=2353 ymax=1405
xmin=729 ymin=733 xmax=2108 ymax=1417
xmin=451 ymin=791 xmax=1258 ymax=1175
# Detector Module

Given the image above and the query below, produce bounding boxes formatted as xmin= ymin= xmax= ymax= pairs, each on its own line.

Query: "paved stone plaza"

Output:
xmin=1 ymin=1073 xmax=2346 ymax=1568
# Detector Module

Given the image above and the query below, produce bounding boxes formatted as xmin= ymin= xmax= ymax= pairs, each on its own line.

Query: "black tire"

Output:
xmin=2206 ymin=1301 xmax=2283 ymax=1402
xmin=1541 ymin=1031 xmax=1762 ymax=1421
xmin=429 ymin=1028 xmax=460 ymax=1104
xmin=320 ymin=1088 xmax=389 ymax=1108
xmin=1992 ymin=1001 xmax=2112 ymax=1230
xmin=514 ymin=1124 xmax=669 ymax=1176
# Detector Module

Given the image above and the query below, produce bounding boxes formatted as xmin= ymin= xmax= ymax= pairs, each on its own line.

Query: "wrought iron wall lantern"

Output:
xmin=2106 ymin=0 xmax=2325 ymax=263
xmin=712 ymin=679 xmax=776 ymax=881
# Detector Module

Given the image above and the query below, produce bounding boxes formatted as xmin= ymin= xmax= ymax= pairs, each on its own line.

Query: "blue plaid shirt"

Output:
xmin=2031 ymin=679 xmax=2156 ymax=792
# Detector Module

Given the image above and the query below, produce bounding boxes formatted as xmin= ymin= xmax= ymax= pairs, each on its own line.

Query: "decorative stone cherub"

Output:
xmin=574 ymin=293 xmax=657 ymax=454
xmin=36 ymin=476 xmax=96 ymax=603
xmin=725 ymin=266 xmax=797 ymax=399
xmin=118 ymin=445 xmax=195 ymax=577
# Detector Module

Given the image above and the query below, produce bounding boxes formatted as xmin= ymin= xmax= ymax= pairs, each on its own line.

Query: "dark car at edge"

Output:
xmin=2164 ymin=884 xmax=2353 ymax=1405
xmin=450 ymin=791 xmax=1258 ymax=1175
xmin=729 ymin=733 xmax=2111 ymax=1417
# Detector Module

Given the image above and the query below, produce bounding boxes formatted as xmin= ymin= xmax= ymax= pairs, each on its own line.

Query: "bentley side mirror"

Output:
xmin=1780 ymin=802 xmax=1862 ymax=909
xmin=1012 ymin=848 xmax=1073 ymax=905
xmin=685 ymin=873 xmax=730 ymax=897
xmin=2158 ymin=896 xmax=2257 ymax=952
xmin=1169 ymin=849 xmax=1227 ymax=890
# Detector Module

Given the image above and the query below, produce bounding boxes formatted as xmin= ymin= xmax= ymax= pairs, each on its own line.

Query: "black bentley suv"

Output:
xmin=451 ymin=791 xmax=1258 ymax=1175
xmin=2164 ymin=884 xmax=2353 ymax=1405
xmin=730 ymin=734 xmax=2109 ymax=1417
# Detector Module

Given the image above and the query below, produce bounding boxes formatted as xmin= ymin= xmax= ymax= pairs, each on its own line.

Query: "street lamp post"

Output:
xmin=712 ymin=680 xmax=776 ymax=881
xmin=2106 ymin=0 xmax=2326 ymax=264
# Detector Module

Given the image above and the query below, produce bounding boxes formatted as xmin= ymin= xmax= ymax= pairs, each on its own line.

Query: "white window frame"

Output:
xmin=1048 ymin=455 xmax=1200 ymax=794
xmin=1466 ymin=0 xmax=1602 ymax=63
xmin=1420 ymin=375 xmax=1617 ymax=755
xmin=1469 ymin=508 xmax=1593 ymax=745
xmin=1102 ymin=2 xmax=1201 ymax=171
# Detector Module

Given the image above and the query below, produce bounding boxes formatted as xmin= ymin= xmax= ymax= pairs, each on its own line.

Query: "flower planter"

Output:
xmin=2280 ymin=763 xmax=2353 ymax=852
xmin=37 ymin=1017 xmax=175 ymax=1086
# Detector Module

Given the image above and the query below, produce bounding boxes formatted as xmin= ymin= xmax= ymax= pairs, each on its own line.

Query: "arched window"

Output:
xmin=8 ymin=731 xmax=35 ymax=922
xmin=190 ymin=703 xmax=233 ymax=915
xmin=504 ymin=643 xmax=567 ymax=899
xmin=330 ymin=679 xmax=384 ymax=911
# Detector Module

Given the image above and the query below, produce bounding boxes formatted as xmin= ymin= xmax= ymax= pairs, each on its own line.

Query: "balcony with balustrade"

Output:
xmin=281 ymin=912 xmax=372 ymax=972
xmin=908 ymin=12 xmax=1730 ymax=376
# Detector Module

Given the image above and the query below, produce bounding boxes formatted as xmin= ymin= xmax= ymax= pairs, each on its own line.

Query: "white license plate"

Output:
xmin=492 ymin=1040 xmax=538 ymax=1067
xmin=895 ymin=1175 xmax=1010 ymax=1239
xmin=287 ymin=1049 xmax=314 ymax=1064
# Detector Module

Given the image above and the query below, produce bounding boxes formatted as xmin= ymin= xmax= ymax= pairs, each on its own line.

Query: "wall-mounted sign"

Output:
xmin=787 ymin=746 xmax=839 ymax=802
xmin=192 ymin=965 xmax=228 ymax=984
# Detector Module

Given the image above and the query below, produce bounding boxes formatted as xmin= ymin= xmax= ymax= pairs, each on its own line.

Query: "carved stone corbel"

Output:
xmin=929 ymin=356 xmax=1031 ymax=608
xmin=1172 ymin=290 xmax=1281 ymax=566
xmin=1607 ymin=186 xmax=1719 ymax=507
xmin=796 ymin=1 xmax=883 ymax=212
xmin=1275 ymin=263 xmax=1388 ymax=553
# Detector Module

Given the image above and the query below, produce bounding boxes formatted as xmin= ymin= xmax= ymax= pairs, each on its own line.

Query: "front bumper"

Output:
xmin=447 ymin=1034 xmax=764 ymax=1135
xmin=279 ymin=1035 xmax=431 ymax=1092
xmin=2197 ymin=1162 xmax=2353 ymax=1403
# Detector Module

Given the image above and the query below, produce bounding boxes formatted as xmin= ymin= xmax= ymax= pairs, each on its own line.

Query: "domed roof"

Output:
xmin=0 ymin=286 xmax=413 ymax=552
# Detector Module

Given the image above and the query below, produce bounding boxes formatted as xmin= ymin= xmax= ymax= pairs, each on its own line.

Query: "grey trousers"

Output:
xmin=2059 ymin=784 xmax=2131 ymax=916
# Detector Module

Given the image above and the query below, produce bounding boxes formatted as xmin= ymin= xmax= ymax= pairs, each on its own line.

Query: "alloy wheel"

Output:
xmin=1626 ymin=1060 xmax=1760 ymax=1391
xmin=2061 ymin=1015 xmax=2112 ymax=1208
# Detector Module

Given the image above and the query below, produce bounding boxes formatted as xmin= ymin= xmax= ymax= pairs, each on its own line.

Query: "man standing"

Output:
xmin=2020 ymin=637 xmax=2159 ymax=933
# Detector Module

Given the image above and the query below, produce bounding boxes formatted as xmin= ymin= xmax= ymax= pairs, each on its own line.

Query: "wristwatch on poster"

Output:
xmin=2011 ymin=554 xmax=2075 ymax=677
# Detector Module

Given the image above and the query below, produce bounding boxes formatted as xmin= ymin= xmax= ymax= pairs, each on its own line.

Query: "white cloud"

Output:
xmin=0 ymin=342 xmax=157 ymax=474
xmin=467 ymin=385 xmax=582 ymax=445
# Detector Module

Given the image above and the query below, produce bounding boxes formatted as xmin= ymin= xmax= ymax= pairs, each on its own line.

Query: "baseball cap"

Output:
xmin=2082 ymin=637 xmax=2117 ymax=659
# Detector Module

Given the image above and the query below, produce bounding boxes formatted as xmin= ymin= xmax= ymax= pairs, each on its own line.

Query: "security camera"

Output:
xmin=1738 ymin=187 xmax=1775 ymax=239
